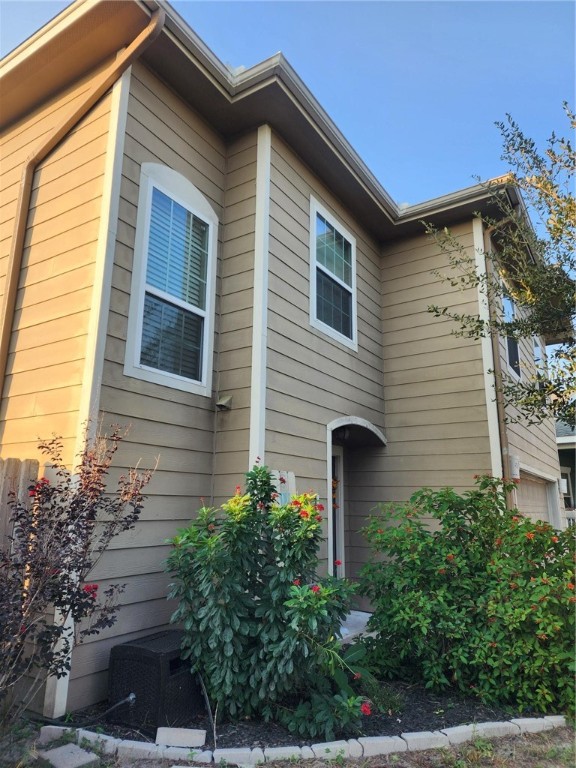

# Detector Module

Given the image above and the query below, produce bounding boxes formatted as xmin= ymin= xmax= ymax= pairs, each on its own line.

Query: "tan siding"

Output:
xmin=266 ymin=134 xmax=385 ymax=500
xmin=496 ymin=319 xmax=560 ymax=521
xmin=0 ymin=61 xmax=113 ymax=461
xmin=500 ymin=334 xmax=560 ymax=481
xmin=69 ymin=63 xmax=228 ymax=710
xmin=342 ymin=224 xmax=493 ymax=584
xmin=212 ymin=132 xmax=258 ymax=502
xmin=379 ymin=224 xmax=492 ymax=492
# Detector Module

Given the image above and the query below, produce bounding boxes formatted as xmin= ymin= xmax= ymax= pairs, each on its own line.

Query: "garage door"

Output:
xmin=515 ymin=472 xmax=550 ymax=523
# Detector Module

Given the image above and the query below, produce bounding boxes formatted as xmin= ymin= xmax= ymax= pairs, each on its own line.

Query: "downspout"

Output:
xmin=0 ymin=7 xmax=166 ymax=402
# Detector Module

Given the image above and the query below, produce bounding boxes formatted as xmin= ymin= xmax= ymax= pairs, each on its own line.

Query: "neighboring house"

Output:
xmin=0 ymin=0 xmax=564 ymax=716
xmin=557 ymin=421 xmax=575 ymax=521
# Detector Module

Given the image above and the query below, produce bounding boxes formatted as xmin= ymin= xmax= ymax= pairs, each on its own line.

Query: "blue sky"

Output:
xmin=1 ymin=1 xmax=573 ymax=204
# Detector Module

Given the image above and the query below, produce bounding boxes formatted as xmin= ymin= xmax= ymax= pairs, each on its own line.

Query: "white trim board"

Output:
xmin=249 ymin=124 xmax=271 ymax=467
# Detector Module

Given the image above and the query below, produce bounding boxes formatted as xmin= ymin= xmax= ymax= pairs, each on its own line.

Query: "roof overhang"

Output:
xmin=0 ymin=0 xmax=508 ymax=243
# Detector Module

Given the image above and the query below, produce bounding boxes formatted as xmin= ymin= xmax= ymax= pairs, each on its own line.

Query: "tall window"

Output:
xmin=310 ymin=198 xmax=357 ymax=349
xmin=125 ymin=164 xmax=218 ymax=395
xmin=503 ymin=296 xmax=521 ymax=377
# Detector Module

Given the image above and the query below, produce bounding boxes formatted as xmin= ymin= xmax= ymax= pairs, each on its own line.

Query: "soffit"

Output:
xmin=0 ymin=1 xmax=150 ymax=131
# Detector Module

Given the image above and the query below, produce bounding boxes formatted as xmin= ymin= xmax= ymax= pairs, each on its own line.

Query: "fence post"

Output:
xmin=0 ymin=458 xmax=39 ymax=549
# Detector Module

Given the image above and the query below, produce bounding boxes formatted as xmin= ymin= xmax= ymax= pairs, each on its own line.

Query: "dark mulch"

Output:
xmin=71 ymin=680 xmax=543 ymax=749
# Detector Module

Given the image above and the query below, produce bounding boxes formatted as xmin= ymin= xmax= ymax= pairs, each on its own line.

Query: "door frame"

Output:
xmin=331 ymin=445 xmax=345 ymax=577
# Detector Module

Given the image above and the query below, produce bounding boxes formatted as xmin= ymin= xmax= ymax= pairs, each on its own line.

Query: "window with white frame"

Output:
xmin=503 ymin=295 xmax=521 ymax=378
xmin=124 ymin=163 xmax=218 ymax=395
xmin=310 ymin=198 xmax=357 ymax=349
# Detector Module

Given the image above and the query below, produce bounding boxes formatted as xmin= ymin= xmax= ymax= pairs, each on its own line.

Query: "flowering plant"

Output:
xmin=0 ymin=428 xmax=153 ymax=725
xmin=360 ymin=476 xmax=576 ymax=715
xmin=167 ymin=464 xmax=362 ymax=739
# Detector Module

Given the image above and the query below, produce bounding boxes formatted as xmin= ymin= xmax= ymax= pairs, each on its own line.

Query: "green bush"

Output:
xmin=167 ymin=464 xmax=366 ymax=740
xmin=360 ymin=476 xmax=576 ymax=715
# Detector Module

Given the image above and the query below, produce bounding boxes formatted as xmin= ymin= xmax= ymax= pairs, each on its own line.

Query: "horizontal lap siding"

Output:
xmin=213 ymin=133 xmax=257 ymax=504
xmin=499 ymin=334 xmax=560 ymax=479
xmin=378 ymin=225 xmax=491 ymax=495
xmin=0 ymin=62 xmax=113 ymax=461
xmin=267 ymin=135 xmax=384 ymax=498
xmin=71 ymin=63 xmax=227 ymax=708
xmin=497 ymin=330 xmax=561 ymax=522
xmin=344 ymin=225 xmax=492 ymax=582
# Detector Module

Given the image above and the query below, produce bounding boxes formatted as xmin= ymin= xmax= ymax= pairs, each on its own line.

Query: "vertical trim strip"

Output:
xmin=42 ymin=69 xmax=131 ymax=720
xmin=75 ymin=67 xmax=131 ymax=450
xmin=472 ymin=217 xmax=502 ymax=478
xmin=249 ymin=125 xmax=271 ymax=467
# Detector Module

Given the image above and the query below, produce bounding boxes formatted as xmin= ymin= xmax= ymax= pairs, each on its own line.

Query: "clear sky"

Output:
xmin=1 ymin=0 xmax=574 ymax=205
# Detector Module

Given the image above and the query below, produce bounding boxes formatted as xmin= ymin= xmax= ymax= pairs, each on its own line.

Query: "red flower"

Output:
xmin=446 ymin=554 xmax=455 ymax=561
xmin=235 ymin=485 xmax=242 ymax=496
xmin=292 ymin=499 xmax=302 ymax=507
xmin=567 ymin=583 xmax=575 ymax=590
xmin=279 ymin=476 xmax=286 ymax=485
xmin=315 ymin=504 xmax=325 ymax=512
xmin=525 ymin=532 xmax=535 ymax=540
xmin=82 ymin=584 xmax=98 ymax=599
xmin=551 ymin=536 xmax=559 ymax=543
xmin=360 ymin=702 xmax=372 ymax=716
xmin=316 ymin=515 xmax=322 ymax=522
xmin=377 ymin=528 xmax=384 ymax=534
xmin=293 ymin=579 xmax=301 ymax=586
xmin=438 ymin=568 xmax=446 ymax=575
xmin=310 ymin=585 xmax=320 ymax=593
xmin=334 ymin=559 xmax=342 ymax=566
xmin=353 ymin=672 xmax=362 ymax=680
xmin=299 ymin=510 xmax=310 ymax=519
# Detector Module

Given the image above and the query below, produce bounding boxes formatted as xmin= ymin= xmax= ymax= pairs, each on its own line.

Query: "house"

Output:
xmin=557 ymin=421 xmax=575 ymax=520
xmin=0 ymin=0 xmax=564 ymax=717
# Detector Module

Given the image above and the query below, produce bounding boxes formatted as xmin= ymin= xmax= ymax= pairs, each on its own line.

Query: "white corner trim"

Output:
xmin=325 ymin=424 xmax=334 ymax=576
xmin=44 ymin=69 xmax=131 ymax=721
xmin=249 ymin=125 xmax=271 ymax=467
xmin=472 ymin=217 xmax=502 ymax=478
xmin=74 ymin=67 xmax=131 ymax=450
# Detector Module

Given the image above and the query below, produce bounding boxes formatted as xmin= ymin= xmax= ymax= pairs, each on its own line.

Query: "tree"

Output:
xmin=427 ymin=103 xmax=575 ymax=426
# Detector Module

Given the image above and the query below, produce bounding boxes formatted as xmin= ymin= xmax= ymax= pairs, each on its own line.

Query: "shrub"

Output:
xmin=167 ymin=464 xmax=365 ymax=740
xmin=0 ymin=427 xmax=153 ymax=726
xmin=360 ymin=476 xmax=576 ymax=715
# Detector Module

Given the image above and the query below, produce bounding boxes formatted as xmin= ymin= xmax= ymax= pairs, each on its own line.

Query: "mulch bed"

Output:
xmin=71 ymin=680 xmax=541 ymax=749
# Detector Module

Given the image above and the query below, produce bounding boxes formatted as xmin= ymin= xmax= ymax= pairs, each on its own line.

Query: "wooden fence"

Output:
xmin=0 ymin=458 xmax=39 ymax=550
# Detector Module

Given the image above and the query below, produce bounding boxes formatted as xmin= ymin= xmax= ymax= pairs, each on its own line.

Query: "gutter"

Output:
xmin=0 ymin=6 xmax=166 ymax=403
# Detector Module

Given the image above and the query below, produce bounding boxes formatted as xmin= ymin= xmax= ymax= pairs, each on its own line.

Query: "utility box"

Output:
xmin=108 ymin=630 xmax=203 ymax=729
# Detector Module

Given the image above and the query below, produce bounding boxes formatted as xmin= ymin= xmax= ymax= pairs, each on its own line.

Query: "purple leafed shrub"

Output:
xmin=0 ymin=426 xmax=154 ymax=725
